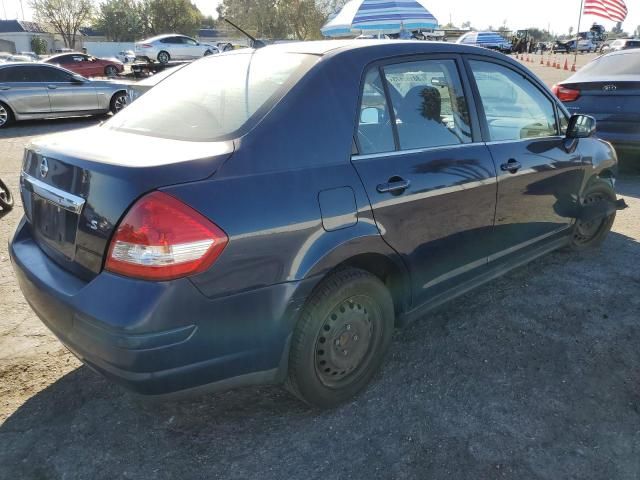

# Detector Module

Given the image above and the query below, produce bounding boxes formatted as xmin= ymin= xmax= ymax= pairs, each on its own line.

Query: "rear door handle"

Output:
xmin=377 ymin=178 xmax=410 ymax=194
xmin=0 ymin=85 xmax=9 ymax=90
xmin=500 ymin=159 xmax=522 ymax=174
xmin=47 ymin=84 xmax=58 ymax=90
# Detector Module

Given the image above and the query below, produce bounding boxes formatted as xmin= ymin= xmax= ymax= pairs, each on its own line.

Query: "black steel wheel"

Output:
xmin=286 ymin=268 xmax=394 ymax=408
xmin=571 ymin=179 xmax=617 ymax=250
xmin=0 ymin=177 xmax=14 ymax=211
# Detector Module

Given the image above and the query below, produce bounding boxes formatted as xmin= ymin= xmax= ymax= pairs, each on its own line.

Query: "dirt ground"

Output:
xmin=0 ymin=58 xmax=639 ymax=480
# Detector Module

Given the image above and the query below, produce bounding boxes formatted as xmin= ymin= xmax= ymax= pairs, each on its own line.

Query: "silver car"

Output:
xmin=0 ymin=63 xmax=129 ymax=128
xmin=134 ymin=34 xmax=219 ymax=64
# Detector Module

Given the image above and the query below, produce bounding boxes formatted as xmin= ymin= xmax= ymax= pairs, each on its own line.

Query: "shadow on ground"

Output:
xmin=0 ymin=117 xmax=103 ymax=139
xmin=1 ymin=232 xmax=640 ymax=480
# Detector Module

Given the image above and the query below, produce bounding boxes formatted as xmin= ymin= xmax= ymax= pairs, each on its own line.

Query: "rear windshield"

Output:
xmin=578 ymin=52 xmax=640 ymax=76
xmin=106 ymin=51 xmax=317 ymax=141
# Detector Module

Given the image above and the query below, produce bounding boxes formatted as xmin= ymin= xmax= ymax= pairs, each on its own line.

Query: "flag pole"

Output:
xmin=575 ymin=0 xmax=584 ymax=65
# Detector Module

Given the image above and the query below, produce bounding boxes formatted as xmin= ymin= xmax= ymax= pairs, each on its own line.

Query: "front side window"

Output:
xmin=40 ymin=66 xmax=73 ymax=82
xmin=383 ymin=59 xmax=473 ymax=150
xmin=356 ymin=68 xmax=395 ymax=155
xmin=183 ymin=37 xmax=198 ymax=46
xmin=107 ymin=51 xmax=317 ymax=141
xmin=469 ymin=60 xmax=558 ymax=141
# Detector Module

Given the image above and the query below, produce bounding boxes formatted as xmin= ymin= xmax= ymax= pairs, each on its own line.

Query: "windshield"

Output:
xmin=106 ymin=50 xmax=317 ymax=141
xmin=579 ymin=52 xmax=640 ymax=76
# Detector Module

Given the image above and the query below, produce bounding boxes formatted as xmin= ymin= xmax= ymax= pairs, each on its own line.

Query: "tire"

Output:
xmin=0 ymin=177 xmax=13 ymax=211
xmin=203 ymin=49 xmax=213 ymax=56
xmin=157 ymin=51 xmax=170 ymax=64
xmin=286 ymin=268 xmax=394 ymax=409
xmin=570 ymin=178 xmax=617 ymax=250
xmin=109 ymin=91 xmax=128 ymax=114
xmin=0 ymin=102 xmax=13 ymax=129
xmin=105 ymin=65 xmax=118 ymax=77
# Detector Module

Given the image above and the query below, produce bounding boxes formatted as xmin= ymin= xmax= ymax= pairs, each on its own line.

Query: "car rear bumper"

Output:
xmin=10 ymin=217 xmax=315 ymax=395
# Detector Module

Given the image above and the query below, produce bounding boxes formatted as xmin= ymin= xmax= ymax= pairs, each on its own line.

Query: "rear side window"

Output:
xmin=469 ymin=60 xmax=558 ymax=141
xmin=107 ymin=51 xmax=317 ymax=141
xmin=2 ymin=66 xmax=41 ymax=82
xmin=39 ymin=66 xmax=73 ymax=82
xmin=383 ymin=60 xmax=472 ymax=150
xmin=357 ymin=69 xmax=395 ymax=155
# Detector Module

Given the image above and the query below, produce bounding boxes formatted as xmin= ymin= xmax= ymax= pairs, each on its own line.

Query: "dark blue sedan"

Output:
xmin=553 ymin=48 xmax=640 ymax=164
xmin=10 ymin=41 xmax=622 ymax=408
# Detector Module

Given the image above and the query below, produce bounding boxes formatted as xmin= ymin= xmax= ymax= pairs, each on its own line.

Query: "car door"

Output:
xmin=351 ymin=57 xmax=498 ymax=305
xmin=181 ymin=36 xmax=201 ymax=58
xmin=0 ymin=65 xmax=50 ymax=114
xmin=165 ymin=36 xmax=186 ymax=59
xmin=465 ymin=58 xmax=584 ymax=257
xmin=40 ymin=65 xmax=99 ymax=113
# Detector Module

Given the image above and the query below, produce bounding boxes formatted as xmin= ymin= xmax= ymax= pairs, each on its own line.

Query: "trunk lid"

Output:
xmin=563 ymin=80 xmax=640 ymax=134
xmin=20 ymin=126 xmax=233 ymax=280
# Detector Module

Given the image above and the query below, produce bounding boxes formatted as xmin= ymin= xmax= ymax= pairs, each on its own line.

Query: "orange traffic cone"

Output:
xmin=571 ymin=63 xmax=577 ymax=72
xmin=556 ymin=59 xmax=561 ymax=69
xmin=563 ymin=58 xmax=569 ymax=70
xmin=547 ymin=56 xmax=551 ymax=67
xmin=540 ymin=56 xmax=545 ymax=65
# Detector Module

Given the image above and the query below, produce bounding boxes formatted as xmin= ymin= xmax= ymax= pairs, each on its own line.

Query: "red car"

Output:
xmin=44 ymin=52 xmax=124 ymax=77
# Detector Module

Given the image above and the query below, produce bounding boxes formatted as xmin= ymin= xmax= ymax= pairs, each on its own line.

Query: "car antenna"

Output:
xmin=220 ymin=17 xmax=266 ymax=49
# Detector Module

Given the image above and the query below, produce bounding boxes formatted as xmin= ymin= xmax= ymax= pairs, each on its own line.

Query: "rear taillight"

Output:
xmin=552 ymin=84 xmax=581 ymax=102
xmin=105 ymin=191 xmax=227 ymax=281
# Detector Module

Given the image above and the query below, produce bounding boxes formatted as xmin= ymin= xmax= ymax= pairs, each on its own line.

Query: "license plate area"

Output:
xmin=32 ymin=193 xmax=80 ymax=260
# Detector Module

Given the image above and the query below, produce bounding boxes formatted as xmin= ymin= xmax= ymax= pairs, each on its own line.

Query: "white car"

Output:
xmin=134 ymin=34 xmax=219 ymax=63
xmin=116 ymin=50 xmax=136 ymax=63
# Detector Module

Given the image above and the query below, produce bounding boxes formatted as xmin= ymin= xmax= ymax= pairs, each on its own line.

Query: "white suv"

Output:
xmin=135 ymin=34 xmax=219 ymax=63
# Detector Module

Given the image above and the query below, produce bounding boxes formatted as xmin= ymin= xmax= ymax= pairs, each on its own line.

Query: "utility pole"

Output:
xmin=575 ymin=0 xmax=584 ymax=65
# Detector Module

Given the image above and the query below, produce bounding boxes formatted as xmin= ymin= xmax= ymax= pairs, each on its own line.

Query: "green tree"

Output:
xmin=95 ymin=0 xmax=144 ymax=41
xmin=145 ymin=0 xmax=203 ymax=37
xmin=30 ymin=36 xmax=48 ymax=54
xmin=30 ymin=0 xmax=93 ymax=48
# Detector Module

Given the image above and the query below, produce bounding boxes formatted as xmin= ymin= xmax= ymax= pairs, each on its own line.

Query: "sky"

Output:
xmin=1 ymin=0 xmax=639 ymax=36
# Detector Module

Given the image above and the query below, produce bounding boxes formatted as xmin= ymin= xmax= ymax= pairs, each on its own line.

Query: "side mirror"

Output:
xmin=566 ymin=114 xmax=596 ymax=139
xmin=360 ymin=107 xmax=381 ymax=124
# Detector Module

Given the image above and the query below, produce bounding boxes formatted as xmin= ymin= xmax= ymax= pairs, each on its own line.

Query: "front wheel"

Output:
xmin=0 ymin=177 xmax=13 ymax=211
xmin=110 ymin=91 xmax=128 ymax=114
xmin=286 ymin=268 xmax=394 ymax=409
xmin=203 ymin=49 xmax=213 ymax=56
xmin=570 ymin=178 xmax=617 ymax=250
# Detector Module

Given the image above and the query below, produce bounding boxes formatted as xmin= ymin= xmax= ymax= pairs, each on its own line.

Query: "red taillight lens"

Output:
xmin=552 ymin=84 xmax=581 ymax=102
xmin=105 ymin=191 xmax=228 ymax=281
xmin=141 ymin=44 xmax=152 ymax=48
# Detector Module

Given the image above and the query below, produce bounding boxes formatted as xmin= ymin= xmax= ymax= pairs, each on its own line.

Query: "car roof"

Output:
xmin=605 ymin=47 xmax=640 ymax=58
xmin=141 ymin=33 xmax=191 ymax=42
xmin=46 ymin=52 xmax=85 ymax=60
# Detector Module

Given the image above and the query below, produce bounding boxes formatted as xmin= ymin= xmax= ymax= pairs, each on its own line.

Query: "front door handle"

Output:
xmin=0 ymin=85 xmax=9 ymax=90
xmin=500 ymin=159 xmax=522 ymax=174
xmin=47 ymin=84 xmax=58 ymax=89
xmin=377 ymin=178 xmax=410 ymax=194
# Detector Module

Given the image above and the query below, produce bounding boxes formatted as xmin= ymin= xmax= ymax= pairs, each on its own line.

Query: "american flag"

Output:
xmin=583 ymin=0 xmax=628 ymax=22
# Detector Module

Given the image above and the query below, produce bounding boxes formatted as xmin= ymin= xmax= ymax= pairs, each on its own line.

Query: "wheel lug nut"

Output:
xmin=346 ymin=324 xmax=351 ymax=330
xmin=343 ymin=350 xmax=348 ymax=356
xmin=353 ymin=335 xmax=359 ymax=341
xmin=335 ymin=339 xmax=341 ymax=346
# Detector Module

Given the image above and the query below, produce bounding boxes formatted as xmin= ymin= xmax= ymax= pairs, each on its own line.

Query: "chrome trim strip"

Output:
xmin=21 ymin=172 xmax=85 ymax=214
xmin=352 ymin=142 xmax=480 ymax=161
xmin=422 ymin=257 xmax=487 ymax=290
xmin=484 ymin=136 xmax=563 ymax=146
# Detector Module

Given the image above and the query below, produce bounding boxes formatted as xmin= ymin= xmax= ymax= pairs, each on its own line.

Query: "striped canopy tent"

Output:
xmin=321 ymin=0 xmax=439 ymax=37
xmin=456 ymin=31 xmax=510 ymax=49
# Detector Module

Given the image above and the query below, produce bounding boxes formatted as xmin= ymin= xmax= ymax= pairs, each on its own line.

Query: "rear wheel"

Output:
xmin=0 ymin=177 xmax=13 ymax=211
xmin=110 ymin=91 xmax=128 ymax=114
xmin=0 ymin=102 xmax=13 ymax=128
xmin=570 ymin=179 xmax=617 ymax=250
xmin=203 ymin=49 xmax=213 ymax=56
xmin=286 ymin=268 xmax=394 ymax=408
xmin=157 ymin=51 xmax=170 ymax=64
xmin=104 ymin=65 xmax=118 ymax=77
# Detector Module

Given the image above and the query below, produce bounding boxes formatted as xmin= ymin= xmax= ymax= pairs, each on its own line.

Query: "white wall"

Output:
xmin=82 ymin=41 xmax=135 ymax=58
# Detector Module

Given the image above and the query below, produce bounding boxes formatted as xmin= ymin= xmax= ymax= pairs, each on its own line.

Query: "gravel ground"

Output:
xmin=0 ymin=63 xmax=639 ymax=480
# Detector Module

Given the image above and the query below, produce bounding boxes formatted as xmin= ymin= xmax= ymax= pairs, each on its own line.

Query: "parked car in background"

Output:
xmin=135 ymin=34 xmax=219 ymax=63
xmin=601 ymin=38 xmax=640 ymax=54
xmin=553 ymin=48 xmax=640 ymax=163
xmin=9 ymin=41 xmax=623 ymax=409
xmin=0 ymin=52 xmax=13 ymax=63
xmin=17 ymin=51 xmax=39 ymax=61
xmin=54 ymin=48 xmax=73 ymax=54
xmin=128 ymin=64 xmax=186 ymax=102
xmin=0 ymin=63 xmax=129 ymax=128
xmin=116 ymin=50 xmax=136 ymax=63
xmin=7 ymin=55 xmax=35 ymax=63
xmin=44 ymin=52 xmax=124 ymax=77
